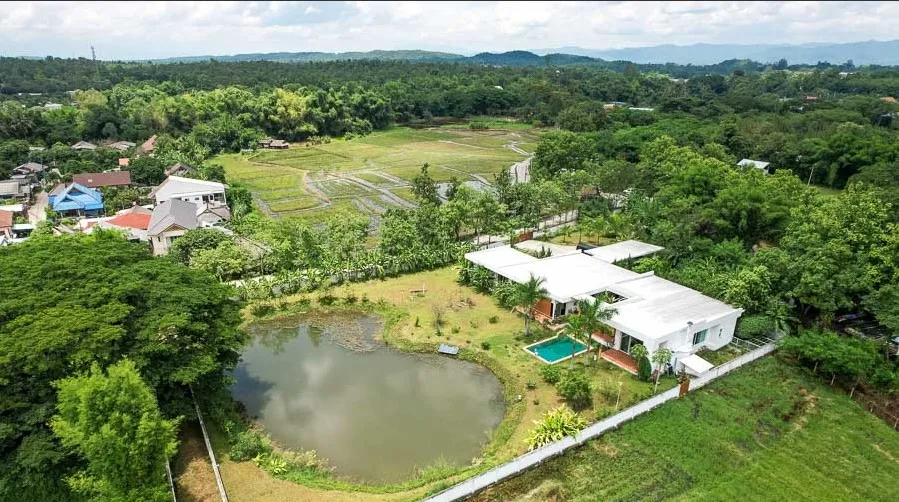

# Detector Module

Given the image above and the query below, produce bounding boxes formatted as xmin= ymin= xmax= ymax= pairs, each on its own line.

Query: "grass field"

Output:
xmin=472 ymin=357 xmax=899 ymax=502
xmin=218 ymin=125 xmax=539 ymax=226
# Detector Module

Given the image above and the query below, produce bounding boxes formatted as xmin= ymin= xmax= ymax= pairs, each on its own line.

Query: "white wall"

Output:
xmin=150 ymin=228 xmax=188 ymax=256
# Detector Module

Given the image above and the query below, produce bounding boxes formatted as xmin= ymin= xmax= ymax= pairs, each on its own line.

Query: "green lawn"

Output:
xmin=472 ymin=357 xmax=899 ymax=502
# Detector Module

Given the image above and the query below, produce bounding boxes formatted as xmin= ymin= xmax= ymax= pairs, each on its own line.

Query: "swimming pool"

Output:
xmin=525 ymin=335 xmax=589 ymax=364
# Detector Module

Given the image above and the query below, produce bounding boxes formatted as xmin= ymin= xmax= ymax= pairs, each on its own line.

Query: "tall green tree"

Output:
xmin=51 ymin=359 xmax=178 ymax=502
xmin=0 ymin=233 xmax=244 ymax=501
xmin=411 ymin=163 xmax=440 ymax=205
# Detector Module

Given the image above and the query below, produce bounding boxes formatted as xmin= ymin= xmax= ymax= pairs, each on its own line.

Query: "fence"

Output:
xmin=190 ymin=386 xmax=230 ymax=502
xmin=424 ymin=342 xmax=776 ymax=502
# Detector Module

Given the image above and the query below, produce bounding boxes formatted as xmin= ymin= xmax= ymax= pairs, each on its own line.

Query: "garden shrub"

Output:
xmin=637 ymin=356 xmax=653 ymax=382
xmin=230 ymin=429 xmax=270 ymax=461
xmin=488 ymin=315 xmax=499 ymax=324
xmin=736 ymin=314 xmax=775 ymax=338
xmin=525 ymin=406 xmax=587 ymax=451
xmin=539 ymin=364 xmax=563 ymax=384
xmin=558 ymin=370 xmax=593 ymax=409
xmin=481 ymin=341 xmax=491 ymax=350
xmin=493 ymin=282 xmax=519 ymax=309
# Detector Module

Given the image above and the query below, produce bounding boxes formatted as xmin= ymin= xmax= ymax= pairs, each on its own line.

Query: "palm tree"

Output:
xmin=515 ymin=273 xmax=548 ymax=337
xmin=561 ymin=313 xmax=585 ymax=369
xmin=577 ymin=297 xmax=617 ymax=366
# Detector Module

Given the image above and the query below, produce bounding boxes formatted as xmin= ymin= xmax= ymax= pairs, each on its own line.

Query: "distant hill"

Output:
xmin=534 ymin=40 xmax=899 ymax=66
xmin=144 ymin=49 xmax=463 ymax=64
xmin=140 ymin=40 xmax=899 ymax=67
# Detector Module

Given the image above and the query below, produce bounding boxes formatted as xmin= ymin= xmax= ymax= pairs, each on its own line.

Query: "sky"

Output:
xmin=2 ymin=1 xmax=898 ymax=60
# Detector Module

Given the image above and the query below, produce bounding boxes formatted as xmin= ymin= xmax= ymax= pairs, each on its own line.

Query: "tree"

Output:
xmin=411 ymin=163 xmax=440 ymax=205
xmin=226 ymin=184 xmax=253 ymax=218
xmin=561 ymin=313 xmax=586 ymax=369
xmin=0 ymin=234 xmax=244 ymax=500
xmin=630 ymin=344 xmax=652 ymax=381
xmin=865 ymin=284 xmax=899 ymax=335
xmin=51 ymin=359 xmax=178 ymax=502
xmin=190 ymin=241 xmax=251 ymax=281
xmin=651 ymin=347 xmax=672 ymax=392
xmin=514 ymin=273 xmax=548 ymax=337
xmin=577 ymin=297 xmax=617 ymax=366
xmin=169 ymin=228 xmax=233 ymax=265
xmin=126 ymin=155 xmax=167 ymax=185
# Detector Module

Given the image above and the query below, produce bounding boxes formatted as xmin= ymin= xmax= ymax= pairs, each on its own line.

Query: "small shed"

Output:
xmin=438 ymin=344 xmax=460 ymax=356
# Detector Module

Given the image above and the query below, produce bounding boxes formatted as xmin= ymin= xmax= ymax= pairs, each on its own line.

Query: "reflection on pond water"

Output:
xmin=231 ymin=312 xmax=505 ymax=483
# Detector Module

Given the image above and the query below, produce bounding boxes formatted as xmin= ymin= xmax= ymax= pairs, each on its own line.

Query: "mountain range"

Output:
xmin=141 ymin=39 xmax=899 ymax=66
xmin=533 ymin=40 xmax=899 ymax=66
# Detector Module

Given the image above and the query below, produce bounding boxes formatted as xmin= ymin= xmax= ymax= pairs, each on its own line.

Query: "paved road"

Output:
xmin=27 ymin=191 xmax=48 ymax=224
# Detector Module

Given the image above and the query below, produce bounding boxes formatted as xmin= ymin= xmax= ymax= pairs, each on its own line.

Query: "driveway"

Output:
xmin=28 ymin=191 xmax=48 ymax=224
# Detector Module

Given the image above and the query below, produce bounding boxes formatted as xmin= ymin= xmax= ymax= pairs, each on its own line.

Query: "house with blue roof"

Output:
xmin=49 ymin=183 xmax=104 ymax=217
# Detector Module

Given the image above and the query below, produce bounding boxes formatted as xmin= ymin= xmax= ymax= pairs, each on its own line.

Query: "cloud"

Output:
xmin=0 ymin=1 xmax=897 ymax=59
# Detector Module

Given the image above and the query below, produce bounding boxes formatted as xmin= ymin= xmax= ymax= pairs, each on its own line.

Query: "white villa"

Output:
xmin=150 ymin=176 xmax=228 ymax=208
xmin=465 ymin=240 xmax=743 ymax=375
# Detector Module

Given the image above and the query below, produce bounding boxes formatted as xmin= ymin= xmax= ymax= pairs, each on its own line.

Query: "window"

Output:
xmin=692 ymin=329 xmax=707 ymax=345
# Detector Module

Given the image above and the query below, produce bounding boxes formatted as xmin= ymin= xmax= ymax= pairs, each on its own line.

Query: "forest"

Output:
xmin=0 ymin=56 xmax=898 ymax=501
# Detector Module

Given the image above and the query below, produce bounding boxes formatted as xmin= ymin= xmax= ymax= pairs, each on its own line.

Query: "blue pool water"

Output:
xmin=528 ymin=336 xmax=589 ymax=363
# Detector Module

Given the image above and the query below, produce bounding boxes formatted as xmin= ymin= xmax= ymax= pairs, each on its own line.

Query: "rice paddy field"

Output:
xmin=217 ymin=125 xmax=540 ymax=227
xmin=471 ymin=357 xmax=899 ymax=502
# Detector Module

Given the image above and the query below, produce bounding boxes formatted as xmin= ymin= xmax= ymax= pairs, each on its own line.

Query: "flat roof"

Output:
xmin=497 ymin=252 xmax=642 ymax=303
xmin=585 ymin=240 xmax=664 ymax=263
xmin=609 ymin=275 xmax=741 ymax=340
xmin=464 ymin=246 xmax=538 ymax=275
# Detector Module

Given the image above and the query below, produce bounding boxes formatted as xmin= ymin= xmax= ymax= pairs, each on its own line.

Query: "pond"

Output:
xmin=231 ymin=311 xmax=505 ymax=483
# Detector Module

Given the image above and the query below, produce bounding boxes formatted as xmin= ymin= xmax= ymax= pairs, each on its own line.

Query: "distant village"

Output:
xmin=0 ymin=134 xmax=290 ymax=253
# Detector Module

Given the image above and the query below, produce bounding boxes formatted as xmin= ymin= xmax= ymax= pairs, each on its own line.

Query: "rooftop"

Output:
xmin=584 ymin=239 xmax=664 ymax=263
xmin=73 ymin=171 xmax=132 ymax=188
xmin=737 ymin=159 xmax=770 ymax=170
xmin=150 ymin=176 xmax=227 ymax=200
xmin=465 ymin=241 xmax=742 ymax=340
xmin=148 ymin=198 xmax=198 ymax=235
xmin=71 ymin=141 xmax=97 ymax=150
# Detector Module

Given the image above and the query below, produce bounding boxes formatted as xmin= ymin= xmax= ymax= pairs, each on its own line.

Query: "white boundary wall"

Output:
xmin=424 ymin=342 xmax=776 ymax=502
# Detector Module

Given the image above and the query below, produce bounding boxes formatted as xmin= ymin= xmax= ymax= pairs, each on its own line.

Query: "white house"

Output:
xmin=465 ymin=241 xmax=743 ymax=375
xmin=737 ymin=159 xmax=770 ymax=175
xmin=150 ymin=176 xmax=228 ymax=209
xmin=147 ymin=199 xmax=198 ymax=256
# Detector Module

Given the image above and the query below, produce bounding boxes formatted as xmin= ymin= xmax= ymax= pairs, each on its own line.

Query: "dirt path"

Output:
xmin=173 ymin=421 xmax=220 ymax=502
xmin=27 ymin=191 xmax=48 ymax=224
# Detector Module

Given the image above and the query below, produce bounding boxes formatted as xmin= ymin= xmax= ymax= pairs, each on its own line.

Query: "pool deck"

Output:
xmin=523 ymin=335 xmax=590 ymax=365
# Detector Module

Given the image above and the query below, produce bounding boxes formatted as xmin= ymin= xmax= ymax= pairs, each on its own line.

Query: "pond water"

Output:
xmin=231 ymin=312 xmax=505 ymax=483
